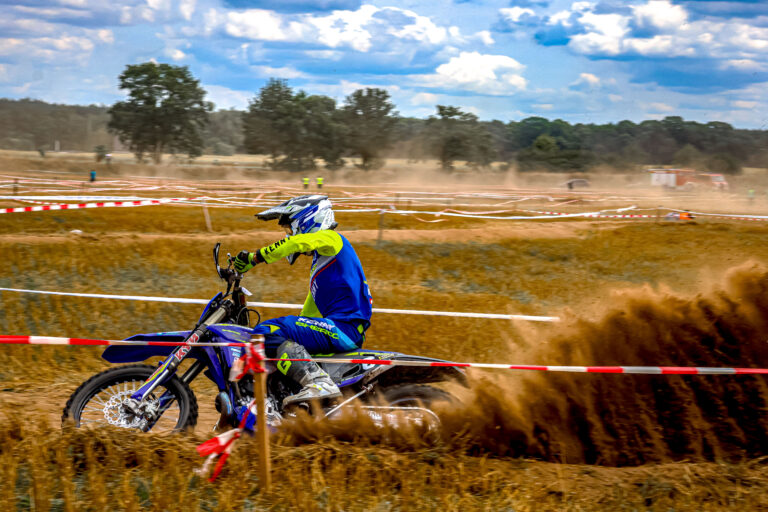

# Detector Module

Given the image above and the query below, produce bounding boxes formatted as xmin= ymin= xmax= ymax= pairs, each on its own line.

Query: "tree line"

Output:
xmin=1 ymin=62 xmax=767 ymax=173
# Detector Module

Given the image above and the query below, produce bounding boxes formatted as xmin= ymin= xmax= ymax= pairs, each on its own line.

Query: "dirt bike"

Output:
xmin=62 ymin=243 xmax=464 ymax=433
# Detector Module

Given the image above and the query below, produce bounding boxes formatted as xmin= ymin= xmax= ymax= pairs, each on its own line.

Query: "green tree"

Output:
xmin=532 ymin=134 xmax=558 ymax=153
xmin=243 ymin=79 xmax=303 ymax=167
xmin=108 ymin=62 xmax=212 ymax=163
xmin=342 ymin=88 xmax=397 ymax=170
xmin=243 ymin=79 xmax=346 ymax=170
xmin=707 ymin=153 xmax=742 ymax=175
xmin=672 ymin=144 xmax=704 ymax=167
xmin=302 ymin=94 xmax=347 ymax=170
xmin=425 ymin=105 xmax=495 ymax=171
xmin=204 ymin=109 xmax=245 ymax=154
xmin=94 ymin=145 xmax=107 ymax=162
xmin=517 ymin=133 xmax=595 ymax=172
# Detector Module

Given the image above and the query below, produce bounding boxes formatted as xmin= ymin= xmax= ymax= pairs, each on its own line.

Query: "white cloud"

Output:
xmin=0 ymin=17 xmax=60 ymax=37
xmin=569 ymin=12 xmax=629 ymax=55
xmin=555 ymin=1 xmax=768 ymax=61
xmin=418 ymin=51 xmax=527 ymax=95
xmin=97 ymin=29 xmax=114 ymax=44
xmin=647 ymin=102 xmax=675 ymax=112
xmin=608 ymin=94 xmax=622 ymax=102
xmin=308 ymin=5 xmax=378 ymax=51
xmin=307 ymin=79 xmax=401 ymax=99
xmin=147 ymin=0 xmax=171 ymax=12
xmin=14 ymin=5 xmax=92 ymax=20
xmin=0 ymin=32 xmax=103 ymax=65
xmin=59 ymin=0 xmax=87 ymax=7
xmin=252 ymin=65 xmax=306 ymax=78
xmin=0 ymin=64 xmax=8 ymax=82
xmin=199 ymin=5 xmax=462 ymax=53
xmin=180 ymin=0 xmax=196 ymax=21
xmin=475 ymin=30 xmax=494 ymax=46
xmin=224 ymin=9 xmax=307 ymax=42
xmin=120 ymin=6 xmax=133 ymax=24
xmin=202 ymin=8 xmax=224 ymax=36
xmin=632 ymin=0 xmax=687 ymax=33
xmin=624 ymin=35 xmax=695 ymax=57
xmin=387 ymin=8 xmax=450 ymax=45
xmin=572 ymin=2 xmax=593 ymax=13
xmin=12 ymin=82 xmax=33 ymax=94
xmin=549 ymin=10 xmax=573 ymax=27
xmin=721 ymin=59 xmax=768 ymax=71
xmin=140 ymin=6 xmax=155 ymax=22
xmin=168 ymin=48 xmax=186 ymax=60
xmin=533 ymin=103 xmax=554 ymax=110
xmin=499 ymin=7 xmax=535 ymax=23
xmin=410 ymin=92 xmax=438 ymax=105
xmin=203 ymin=84 xmax=252 ymax=110
xmin=0 ymin=39 xmax=24 ymax=56
xmin=571 ymin=72 xmax=600 ymax=88
xmin=305 ymin=49 xmax=344 ymax=60
xmin=732 ymin=100 xmax=757 ymax=109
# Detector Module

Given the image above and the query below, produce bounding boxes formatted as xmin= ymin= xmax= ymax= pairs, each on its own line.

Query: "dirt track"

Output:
xmin=3 ymin=165 xmax=768 ymax=509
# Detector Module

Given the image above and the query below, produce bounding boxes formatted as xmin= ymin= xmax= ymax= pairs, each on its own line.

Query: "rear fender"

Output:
xmin=364 ymin=356 xmax=468 ymax=389
xmin=312 ymin=350 xmax=468 ymax=389
xmin=370 ymin=365 xmax=467 ymax=389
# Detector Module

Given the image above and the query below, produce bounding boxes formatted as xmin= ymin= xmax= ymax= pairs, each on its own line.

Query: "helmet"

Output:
xmin=255 ymin=195 xmax=337 ymax=264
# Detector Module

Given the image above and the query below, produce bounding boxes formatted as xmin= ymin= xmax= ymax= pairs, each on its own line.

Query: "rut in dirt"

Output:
xmin=281 ymin=262 xmax=768 ymax=466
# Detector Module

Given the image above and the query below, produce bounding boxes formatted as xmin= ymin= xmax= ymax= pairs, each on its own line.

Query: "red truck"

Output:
xmin=648 ymin=168 xmax=729 ymax=191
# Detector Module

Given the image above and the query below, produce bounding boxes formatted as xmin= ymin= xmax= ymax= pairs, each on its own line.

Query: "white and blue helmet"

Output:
xmin=256 ymin=195 xmax=337 ymax=263
xmin=256 ymin=194 xmax=336 ymax=235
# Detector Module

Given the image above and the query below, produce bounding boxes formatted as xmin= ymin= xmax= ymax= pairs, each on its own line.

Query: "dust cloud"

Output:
xmin=281 ymin=262 xmax=768 ymax=466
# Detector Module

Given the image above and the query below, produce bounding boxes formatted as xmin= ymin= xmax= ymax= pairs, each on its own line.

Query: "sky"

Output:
xmin=3 ymin=0 xmax=768 ymax=128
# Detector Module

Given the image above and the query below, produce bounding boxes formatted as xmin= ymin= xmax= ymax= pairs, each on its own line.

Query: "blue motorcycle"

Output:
xmin=62 ymin=244 xmax=464 ymax=433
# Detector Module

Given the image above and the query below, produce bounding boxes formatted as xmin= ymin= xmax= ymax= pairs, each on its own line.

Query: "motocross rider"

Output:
xmin=233 ymin=195 xmax=373 ymax=407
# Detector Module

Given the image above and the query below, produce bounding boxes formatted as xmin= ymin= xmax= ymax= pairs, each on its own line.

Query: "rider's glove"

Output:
xmin=233 ymin=250 xmax=256 ymax=273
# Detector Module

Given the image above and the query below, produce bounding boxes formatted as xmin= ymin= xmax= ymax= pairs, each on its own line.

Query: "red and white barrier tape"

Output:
xmin=0 ymin=197 xmax=198 ymax=214
xmin=523 ymin=209 xmax=655 ymax=219
xmin=1 ymin=335 xmax=766 ymax=375
xmin=4 ymin=187 xmax=767 ymax=222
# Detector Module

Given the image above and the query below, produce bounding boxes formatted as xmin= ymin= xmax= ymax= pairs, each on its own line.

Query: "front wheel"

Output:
xmin=62 ymin=364 xmax=198 ymax=432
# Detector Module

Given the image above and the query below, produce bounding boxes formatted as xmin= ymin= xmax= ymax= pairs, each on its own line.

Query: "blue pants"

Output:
xmin=252 ymin=315 xmax=362 ymax=357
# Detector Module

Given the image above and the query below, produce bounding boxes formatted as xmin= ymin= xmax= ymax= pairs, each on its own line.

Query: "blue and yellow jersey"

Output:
xmin=258 ymin=230 xmax=372 ymax=340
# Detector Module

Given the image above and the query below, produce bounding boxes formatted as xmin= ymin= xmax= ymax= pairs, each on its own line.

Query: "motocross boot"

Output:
xmin=276 ymin=340 xmax=341 ymax=408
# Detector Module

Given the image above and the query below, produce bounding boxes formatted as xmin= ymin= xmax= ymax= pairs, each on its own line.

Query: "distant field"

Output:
xmin=1 ymin=157 xmax=768 ymax=509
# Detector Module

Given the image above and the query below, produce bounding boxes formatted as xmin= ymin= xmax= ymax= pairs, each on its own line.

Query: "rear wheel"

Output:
xmin=382 ymin=384 xmax=452 ymax=407
xmin=62 ymin=364 xmax=198 ymax=432
xmin=374 ymin=384 xmax=453 ymax=431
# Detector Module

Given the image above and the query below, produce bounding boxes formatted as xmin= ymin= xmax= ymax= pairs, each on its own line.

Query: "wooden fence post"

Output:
xmin=202 ymin=199 xmax=213 ymax=232
xmin=377 ymin=209 xmax=385 ymax=246
xmin=251 ymin=335 xmax=271 ymax=492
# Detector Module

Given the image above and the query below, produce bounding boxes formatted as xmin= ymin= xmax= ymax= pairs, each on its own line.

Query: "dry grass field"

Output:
xmin=2 ymin=153 xmax=768 ymax=510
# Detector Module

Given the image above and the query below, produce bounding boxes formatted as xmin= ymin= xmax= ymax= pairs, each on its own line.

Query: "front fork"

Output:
xmin=123 ymin=307 xmax=229 ymax=427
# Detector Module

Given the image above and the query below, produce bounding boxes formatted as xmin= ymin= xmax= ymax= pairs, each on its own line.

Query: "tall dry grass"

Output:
xmin=0 ymin=415 xmax=767 ymax=511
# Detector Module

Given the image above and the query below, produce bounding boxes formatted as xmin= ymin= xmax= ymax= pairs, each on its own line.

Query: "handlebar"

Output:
xmin=212 ymin=243 xmax=246 ymax=298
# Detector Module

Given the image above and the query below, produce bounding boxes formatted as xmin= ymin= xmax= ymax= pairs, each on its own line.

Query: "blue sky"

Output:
xmin=3 ymin=0 xmax=768 ymax=127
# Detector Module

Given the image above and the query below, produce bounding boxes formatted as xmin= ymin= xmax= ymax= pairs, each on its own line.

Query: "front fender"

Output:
xmin=102 ymin=331 xmax=191 ymax=363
